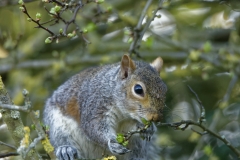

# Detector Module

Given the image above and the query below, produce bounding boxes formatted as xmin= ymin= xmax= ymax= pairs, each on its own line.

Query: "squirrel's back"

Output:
xmin=44 ymin=55 xmax=167 ymax=160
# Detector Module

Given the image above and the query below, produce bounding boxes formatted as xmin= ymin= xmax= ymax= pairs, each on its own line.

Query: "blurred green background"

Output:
xmin=0 ymin=0 xmax=240 ymax=159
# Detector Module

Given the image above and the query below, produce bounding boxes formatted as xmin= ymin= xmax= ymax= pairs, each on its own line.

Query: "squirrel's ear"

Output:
xmin=151 ymin=57 xmax=163 ymax=73
xmin=121 ymin=54 xmax=136 ymax=79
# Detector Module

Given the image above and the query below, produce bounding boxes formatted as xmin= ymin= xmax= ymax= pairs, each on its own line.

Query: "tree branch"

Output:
xmin=0 ymin=77 xmax=40 ymax=159
xmin=0 ymin=152 xmax=19 ymax=158
xmin=158 ymin=120 xmax=240 ymax=157
xmin=129 ymin=0 xmax=163 ymax=57
xmin=0 ymin=103 xmax=30 ymax=112
xmin=158 ymin=85 xmax=240 ymax=158
xmin=0 ymin=141 xmax=17 ymax=150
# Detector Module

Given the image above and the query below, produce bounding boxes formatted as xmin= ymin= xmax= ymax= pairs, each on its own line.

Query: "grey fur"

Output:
xmin=43 ymin=57 xmax=167 ymax=160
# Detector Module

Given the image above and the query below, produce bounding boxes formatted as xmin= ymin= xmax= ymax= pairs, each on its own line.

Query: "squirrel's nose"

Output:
xmin=150 ymin=113 xmax=162 ymax=122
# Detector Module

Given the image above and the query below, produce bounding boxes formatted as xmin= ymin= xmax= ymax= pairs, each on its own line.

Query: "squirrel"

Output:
xmin=43 ymin=54 xmax=167 ymax=160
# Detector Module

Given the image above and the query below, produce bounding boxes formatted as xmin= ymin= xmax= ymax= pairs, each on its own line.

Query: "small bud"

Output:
xmin=36 ymin=13 xmax=41 ymax=20
xmin=18 ymin=0 xmax=24 ymax=5
xmin=127 ymin=37 xmax=133 ymax=43
xmin=116 ymin=133 xmax=124 ymax=143
xmin=72 ymin=30 xmax=76 ymax=36
xmin=50 ymin=7 xmax=56 ymax=15
xmin=96 ymin=0 xmax=104 ymax=4
xmin=59 ymin=28 xmax=63 ymax=34
xmin=56 ymin=38 xmax=59 ymax=44
xmin=67 ymin=33 xmax=74 ymax=38
xmin=124 ymin=30 xmax=131 ymax=35
xmin=83 ymin=29 xmax=88 ymax=33
xmin=31 ymin=124 xmax=36 ymax=130
xmin=27 ymin=18 xmax=32 ymax=22
xmin=107 ymin=6 xmax=112 ymax=12
xmin=122 ymin=140 xmax=129 ymax=147
xmin=42 ymin=0 xmax=49 ymax=2
xmin=54 ymin=5 xmax=61 ymax=12
xmin=19 ymin=6 xmax=25 ymax=12
xmin=45 ymin=37 xmax=52 ymax=44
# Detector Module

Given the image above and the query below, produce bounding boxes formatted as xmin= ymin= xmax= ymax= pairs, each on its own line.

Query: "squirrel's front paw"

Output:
xmin=137 ymin=122 xmax=156 ymax=141
xmin=108 ymin=139 xmax=131 ymax=155
xmin=56 ymin=145 xmax=78 ymax=160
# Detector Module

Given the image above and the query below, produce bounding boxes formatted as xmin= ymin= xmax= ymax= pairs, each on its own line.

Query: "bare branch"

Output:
xmin=63 ymin=0 xmax=83 ymax=35
xmin=0 ymin=77 xmax=40 ymax=159
xmin=22 ymin=89 xmax=56 ymax=159
xmin=187 ymin=85 xmax=206 ymax=124
xmin=21 ymin=5 xmax=55 ymax=36
xmin=222 ymin=74 xmax=239 ymax=102
xmin=0 ymin=141 xmax=17 ymax=150
xmin=129 ymin=0 xmax=163 ymax=57
xmin=0 ymin=152 xmax=19 ymax=158
xmin=0 ymin=103 xmax=29 ymax=112
xmin=24 ymin=136 xmax=44 ymax=158
xmin=129 ymin=0 xmax=153 ymax=57
xmin=157 ymin=120 xmax=240 ymax=157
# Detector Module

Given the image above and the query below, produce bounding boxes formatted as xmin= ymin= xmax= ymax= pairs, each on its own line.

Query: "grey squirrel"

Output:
xmin=43 ymin=54 xmax=167 ymax=160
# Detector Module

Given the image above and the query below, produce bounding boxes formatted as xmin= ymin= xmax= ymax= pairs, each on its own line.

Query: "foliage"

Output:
xmin=0 ymin=0 xmax=240 ymax=159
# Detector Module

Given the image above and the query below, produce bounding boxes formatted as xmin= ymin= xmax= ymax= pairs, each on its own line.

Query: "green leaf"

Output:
xmin=19 ymin=7 xmax=24 ymax=12
xmin=18 ymin=0 xmax=24 ymax=5
xmin=45 ymin=37 xmax=52 ymax=44
xmin=31 ymin=124 xmax=36 ymax=130
xmin=96 ymin=0 xmax=104 ymax=4
xmin=116 ymin=133 xmax=124 ymax=143
xmin=203 ymin=41 xmax=212 ymax=53
xmin=127 ymin=37 xmax=133 ymax=43
xmin=86 ymin=23 xmax=96 ymax=32
xmin=203 ymin=145 xmax=212 ymax=156
xmin=189 ymin=50 xmax=201 ymax=61
xmin=145 ymin=37 xmax=154 ymax=48
xmin=36 ymin=13 xmax=41 ymax=20
xmin=141 ymin=118 xmax=150 ymax=125
xmin=54 ymin=6 xmax=61 ymax=13
xmin=122 ymin=140 xmax=128 ymax=147
xmin=67 ymin=33 xmax=74 ymax=38
xmin=59 ymin=28 xmax=63 ymax=34
xmin=27 ymin=18 xmax=32 ymax=22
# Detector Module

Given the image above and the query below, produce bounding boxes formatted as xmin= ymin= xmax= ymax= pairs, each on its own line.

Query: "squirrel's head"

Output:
xmin=120 ymin=54 xmax=167 ymax=122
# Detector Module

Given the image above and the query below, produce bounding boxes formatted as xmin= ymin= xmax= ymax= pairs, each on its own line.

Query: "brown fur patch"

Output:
xmin=65 ymin=97 xmax=81 ymax=123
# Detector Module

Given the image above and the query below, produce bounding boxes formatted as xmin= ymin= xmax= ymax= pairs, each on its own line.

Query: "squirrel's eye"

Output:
xmin=134 ymin=84 xmax=144 ymax=95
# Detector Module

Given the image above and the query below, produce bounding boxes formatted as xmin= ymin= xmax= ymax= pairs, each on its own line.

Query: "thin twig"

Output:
xmin=44 ymin=7 xmax=67 ymax=24
xmin=136 ymin=0 xmax=163 ymax=50
xmin=222 ymin=74 xmax=239 ymax=102
xmin=129 ymin=0 xmax=163 ymax=57
xmin=51 ymin=0 xmax=65 ymax=7
xmin=0 ymin=152 xmax=19 ymax=158
xmin=63 ymin=0 xmax=83 ymax=35
xmin=24 ymin=136 xmax=44 ymax=158
xmin=124 ymin=123 xmax=151 ymax=141
xmin=0 ymin=103 xmax=29 ymax=112
xmin=129 ymin=0 xmax=153 ymax=57
xmin=0 ymin=141 xmax=17 ymax=150
xmin=21 ymin=5 xmax=55 ymax=36
xmin=157 ymin=120 xmax=240 ymax=157
xmin=187 ymin=85 xmax=206 ymax=124
xmin=22 ymin=89 xmax=56 ymax=159
xmin=39 ymin=18 xmax=56 ymax=26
